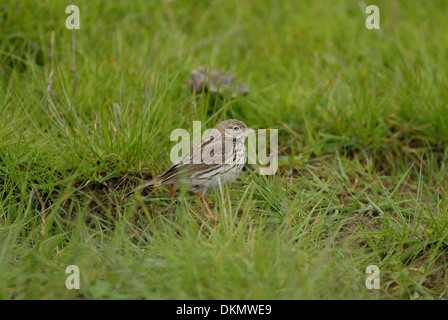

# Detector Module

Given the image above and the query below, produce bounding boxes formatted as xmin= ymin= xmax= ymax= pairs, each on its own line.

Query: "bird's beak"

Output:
xmin=244 ymin=128 xmax=271 ymax=136
xmin=244 ymin=129 xmax=257 ymax=136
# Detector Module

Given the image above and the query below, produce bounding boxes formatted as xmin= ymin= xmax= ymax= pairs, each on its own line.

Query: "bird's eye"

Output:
xmin=233 ymin=127 xmax=239 ymax=131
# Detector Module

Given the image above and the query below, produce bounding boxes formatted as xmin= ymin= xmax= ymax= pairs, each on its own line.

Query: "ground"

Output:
xmin=0 ymin=0 xmax=447 ymax=299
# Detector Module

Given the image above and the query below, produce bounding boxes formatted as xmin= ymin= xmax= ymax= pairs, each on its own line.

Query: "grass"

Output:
xmin=1 ymin=0 xmax=448 ymax=299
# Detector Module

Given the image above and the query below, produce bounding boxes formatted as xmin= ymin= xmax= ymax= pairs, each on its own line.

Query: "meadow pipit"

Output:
xmin=126 ymin=119 xmax=257 ymax=218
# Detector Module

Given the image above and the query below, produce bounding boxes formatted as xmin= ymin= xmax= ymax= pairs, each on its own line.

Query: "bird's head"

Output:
xmin=215 ymin=119 xmax=256 ymax=140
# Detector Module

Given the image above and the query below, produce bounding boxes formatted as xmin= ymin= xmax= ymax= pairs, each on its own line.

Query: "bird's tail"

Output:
xmin=123 ymin=177 xmax=160 ymax=198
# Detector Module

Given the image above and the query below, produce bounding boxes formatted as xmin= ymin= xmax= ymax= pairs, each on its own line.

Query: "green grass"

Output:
xmin=1 ymin=0 xmax=448 ymax=299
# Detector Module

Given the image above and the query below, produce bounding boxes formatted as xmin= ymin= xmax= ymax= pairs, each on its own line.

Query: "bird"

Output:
xmin=125 ymin=119 xmax=258 ymax=219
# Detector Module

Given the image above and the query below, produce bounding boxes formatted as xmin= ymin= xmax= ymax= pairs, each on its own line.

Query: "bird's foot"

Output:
xmin=196 ymin=194 xmax=218 ymax=222
xmin=169 ymin=185 xmax=176 ymax=200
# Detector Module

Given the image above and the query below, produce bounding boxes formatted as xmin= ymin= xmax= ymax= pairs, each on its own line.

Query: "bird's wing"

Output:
xmin=156 ymin=134 xmax=236 ymax=185
xmin=125 ymin=134 xmax=239 ymax=197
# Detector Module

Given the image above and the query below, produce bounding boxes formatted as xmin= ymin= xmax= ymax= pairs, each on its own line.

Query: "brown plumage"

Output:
xmin=125 ymin=119 xmax=257 ymax=218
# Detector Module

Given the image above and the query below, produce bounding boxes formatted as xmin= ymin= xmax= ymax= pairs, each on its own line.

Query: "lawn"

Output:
xmin=0 ymin=0 xmax=447 ymax=299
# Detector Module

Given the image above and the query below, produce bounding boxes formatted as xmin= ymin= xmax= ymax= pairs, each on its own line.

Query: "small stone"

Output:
xmin=189 ymin=67 xmax=250 ymax=98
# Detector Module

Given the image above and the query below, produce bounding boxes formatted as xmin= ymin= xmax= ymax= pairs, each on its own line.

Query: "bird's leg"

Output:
xmin=196 ymin=193 xmax=206 ymax=214
xmin=169 ymin=185 xmax=176 ymax=200
xmin=196 ymin=193 xmax=217 ymax=221
xmin=202 ymin=195 xmax=218 ymax=221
